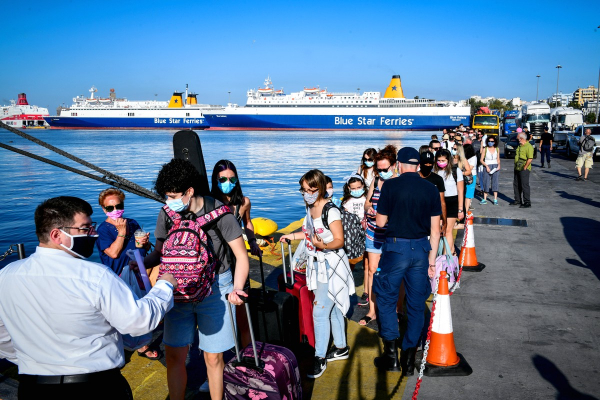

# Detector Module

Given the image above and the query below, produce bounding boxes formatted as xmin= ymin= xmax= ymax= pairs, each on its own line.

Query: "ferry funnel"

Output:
xmin=17 ymin=93 xmax=29 ymax=106
xmin=383 ymin=75 xmax=405 ymax=99
xmin=187 ymin=93 xmax=198 ymax=105
xmin=168 ymin=92 xmax=184 ymax=108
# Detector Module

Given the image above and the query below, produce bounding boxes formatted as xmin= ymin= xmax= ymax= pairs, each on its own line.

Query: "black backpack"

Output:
xmin=581 ymin=136 xmax=596 ymax=152
xmin=321 ymin=201 xmax=366 ymax=259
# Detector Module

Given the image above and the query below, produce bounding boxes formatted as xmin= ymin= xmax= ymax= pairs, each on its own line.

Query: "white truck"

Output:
xmin=550 ymin=107 xmax=583 ymax=151
xmin=517 ymin=102 xmax=551 ymax=142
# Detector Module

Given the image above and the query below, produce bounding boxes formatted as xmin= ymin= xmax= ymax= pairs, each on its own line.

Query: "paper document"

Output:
xmin=489 ymin=167 xmax=498 ymax=174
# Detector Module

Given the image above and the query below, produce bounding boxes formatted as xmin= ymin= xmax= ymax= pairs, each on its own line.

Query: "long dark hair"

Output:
xmin=341 ymin=175 xmax=366 ymax=206
xmin=210 ymin=159 xmax=244 ymax=206
xmin=433 ymin=149 xmax=454 ymax=177
xmin=359 ymin=148 xmax=377 ymax=180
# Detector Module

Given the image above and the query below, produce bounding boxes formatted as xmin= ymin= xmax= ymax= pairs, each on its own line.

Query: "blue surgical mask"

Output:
xmin=303 ymin=191 xmax=319 ymax=205
xmin=364 ymin=161 xmax=374 ymax=168
xmin=451 ymin=149 xmax=457 ymax=156
xmin=166 ymin=191 xmax=191 ymax=213
xmin=379 ymin=170 xmax=393 ymax=180
xmin=218 ymin=181 xmax=236 ymax=194
xmin=351 ymin=188 xmax=365 ymax=198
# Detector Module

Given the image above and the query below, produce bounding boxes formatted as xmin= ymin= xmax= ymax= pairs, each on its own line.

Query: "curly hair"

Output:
xmin=374 ymin=144 xmax=397 ymax=166
xmin=210 ymin=159 xmax=245 ymax=206
xmin=98 ymin=188 xmax=125 ymax=207
xmin=154 ymin=158 xmax=206 ymax=198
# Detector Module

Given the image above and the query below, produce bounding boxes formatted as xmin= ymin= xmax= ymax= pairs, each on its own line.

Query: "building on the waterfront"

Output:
xmin=511 ymin=97 xmax=522 ymax=107
xmin=548 ymin=92 xmax=573 ymax=106
xmin=573 ymin=86 xmax=598 ymax=106
xmin=582 ymin=100 xmax=600 ymax=117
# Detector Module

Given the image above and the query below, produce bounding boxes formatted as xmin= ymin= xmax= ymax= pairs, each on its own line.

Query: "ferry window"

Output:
xmin=186 ymin=113 xmax=190 ymax=116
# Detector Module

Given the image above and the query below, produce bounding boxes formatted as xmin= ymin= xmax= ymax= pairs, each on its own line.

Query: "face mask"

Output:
xmin=488 ymin=142 xmax=495 ymax=146
xmin=326 ymin=189 xmax=334 ymax=199
xmin=420 ymin=165 xmax=433 ymax=176
xmin=60 ymin=230 xmax=98 ymax=259
xmin=166 ymin=191 xmax=191 ymax=213
xmin=364 ymin=161 xmax=374 ymax=168
xmin=105 ymin=209 xmax=125 ymax=220
xmin=379 ymin=170 xmax=393 ymax=180
xmin=218 ymin=181 xmax=236 ymax=194
xmin=451 ymin=149 xmax=457 ymax=156
xmin=350 ymin=188 xmax=365 ymax=197
xmin=303 ymin=191 xmax=319 ymax=205
xmin=437 ymin=161 xmax=448 ymax=168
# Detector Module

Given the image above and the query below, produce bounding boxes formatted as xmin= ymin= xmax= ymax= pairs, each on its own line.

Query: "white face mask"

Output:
xmin=326 ymin=189 xmax=334 ymax=198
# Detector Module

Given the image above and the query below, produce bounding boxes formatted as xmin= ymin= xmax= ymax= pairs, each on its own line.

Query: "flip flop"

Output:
xmin=137 ymin=347 xmax=162 ymax=360
xmin=359 ymin=316 xmax=375 ymax=326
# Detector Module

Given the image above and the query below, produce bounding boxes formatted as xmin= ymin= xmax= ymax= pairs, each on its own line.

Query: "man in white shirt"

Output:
xmin=0 ymin=196 xmax=177 ymax=400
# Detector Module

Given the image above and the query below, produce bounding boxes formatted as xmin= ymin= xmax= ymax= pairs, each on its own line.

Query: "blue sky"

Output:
xmin=1 ymin=0 xmax=599 ymax=109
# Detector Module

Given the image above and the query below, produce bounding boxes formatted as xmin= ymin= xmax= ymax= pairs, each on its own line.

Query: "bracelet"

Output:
xmin=117 ymin=234 xmax=126 ymax=238
xmin=429 ymin=264 xmax=436 ymax=268
xmin=458 ymin=210 xmax=463 ymax=213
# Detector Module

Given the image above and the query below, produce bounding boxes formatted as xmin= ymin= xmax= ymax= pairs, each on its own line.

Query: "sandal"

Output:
xmin=137 ymin=346 xmax=162 ymax=360
xmin=359 ymin=315 xmax=375 ymax=326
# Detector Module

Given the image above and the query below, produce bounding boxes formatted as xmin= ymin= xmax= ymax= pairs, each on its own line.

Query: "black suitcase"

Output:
xmin=248 ymin=252 xmax=298 ymax=349
xmin=172 ymin=130 xmax=210 ymax=195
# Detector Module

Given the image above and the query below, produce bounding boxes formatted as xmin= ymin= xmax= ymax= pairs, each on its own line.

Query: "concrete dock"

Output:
xmin=1 ymin=150 xmax=599 ymax=399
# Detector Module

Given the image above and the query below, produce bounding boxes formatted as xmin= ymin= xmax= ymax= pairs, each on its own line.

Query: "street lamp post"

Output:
xmin=555 ymin=65 xmax=562 ymax=107
xmin=536 ymin=75 xmax=540 ymax=101
xmin=228 ymin=91 xmax=231 ymax=104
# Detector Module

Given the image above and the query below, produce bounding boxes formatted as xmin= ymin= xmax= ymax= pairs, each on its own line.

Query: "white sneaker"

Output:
xmin=199 ymin=379 xmax=209 ymax=393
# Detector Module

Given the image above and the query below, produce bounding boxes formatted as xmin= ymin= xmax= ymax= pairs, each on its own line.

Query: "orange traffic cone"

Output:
xmin=459 ymin=211 xmax=486 ymax=272
xmin=424 ymin=271 xmax=472 ymax=376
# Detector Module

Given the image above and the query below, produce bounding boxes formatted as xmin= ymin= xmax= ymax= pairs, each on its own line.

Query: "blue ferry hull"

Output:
xmin=204 ymin=113 xmax=470 ymax=130
xmin=44 ymin=116 xmax=208 ymax=130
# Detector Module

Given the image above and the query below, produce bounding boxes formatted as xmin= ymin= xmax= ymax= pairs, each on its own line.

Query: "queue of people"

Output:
xmin=2 ymin=123 xmax=564 ymax=398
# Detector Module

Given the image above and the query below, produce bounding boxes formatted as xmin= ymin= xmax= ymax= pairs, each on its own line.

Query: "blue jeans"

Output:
xmin=541 ymin=145 xmax=551 ymax=165
xmin=372 ymin=237 xmax=431 ymax=350
xmin=313 ymin=261 xmax=347 ymax=358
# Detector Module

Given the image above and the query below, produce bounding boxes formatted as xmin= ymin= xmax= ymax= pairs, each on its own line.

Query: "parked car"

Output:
xmin=503 ymin=133 xmax=538 ymax=159
xmin=566 ymin=124 xmax=600 ymax=160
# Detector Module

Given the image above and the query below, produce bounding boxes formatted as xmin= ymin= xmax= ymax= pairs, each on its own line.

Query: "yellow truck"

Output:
xmin=471 ymin=113 xmax=500 ymax=138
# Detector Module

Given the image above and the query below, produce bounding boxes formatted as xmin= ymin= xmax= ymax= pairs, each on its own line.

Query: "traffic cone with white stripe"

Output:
xmin=424 ymin=271 xmax=472 ymax=376
xmin=459 ymin=211 xmax=486 ymax=272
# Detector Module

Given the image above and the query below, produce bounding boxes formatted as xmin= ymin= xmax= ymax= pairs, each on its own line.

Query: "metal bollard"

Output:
xmin=16 ymin=243 xmax=26 ymax=259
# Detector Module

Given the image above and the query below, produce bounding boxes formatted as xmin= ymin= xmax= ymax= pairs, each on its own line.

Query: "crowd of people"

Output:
xmin=0 ymin=123 xmax=594 ymax=399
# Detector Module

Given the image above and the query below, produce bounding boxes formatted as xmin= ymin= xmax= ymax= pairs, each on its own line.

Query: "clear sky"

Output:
xmin=1 ymin=0 xmax=599 ymax=109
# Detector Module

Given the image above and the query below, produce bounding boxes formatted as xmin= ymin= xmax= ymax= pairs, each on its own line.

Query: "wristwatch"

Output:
xmin=458 ymin=209 xmax=463 ymax=213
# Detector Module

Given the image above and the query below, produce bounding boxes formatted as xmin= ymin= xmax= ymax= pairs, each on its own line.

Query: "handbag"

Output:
xmin=430 ymin=237 xmax=460 ymax=293
xmin=291 ymin=239 xmax=310 ymax=274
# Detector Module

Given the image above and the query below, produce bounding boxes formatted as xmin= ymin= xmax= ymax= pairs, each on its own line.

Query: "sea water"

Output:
xmin=0 ymin=128 xmax=438 ymax=267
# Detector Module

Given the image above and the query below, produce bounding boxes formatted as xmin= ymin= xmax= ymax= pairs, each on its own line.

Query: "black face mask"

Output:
xmin=420 ymin=164 xmax=434 ymax=176
xmin=60 ymin=231 xmax=99 ymax=259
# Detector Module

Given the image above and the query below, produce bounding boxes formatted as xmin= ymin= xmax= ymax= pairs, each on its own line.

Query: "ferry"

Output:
xmin=203 ymin=76 xmax=471 ymax=130
xmin=1 ymin=93 xmax=49 ymax=129
xmin=44 ymin=86 xmax=211 ymax=130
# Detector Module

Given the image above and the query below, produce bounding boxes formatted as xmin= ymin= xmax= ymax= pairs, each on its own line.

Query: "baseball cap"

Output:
xmin=420 ymin=151 xmax=435 ymax=166
xmin=397 ymin=147 xmax=421 ymax=165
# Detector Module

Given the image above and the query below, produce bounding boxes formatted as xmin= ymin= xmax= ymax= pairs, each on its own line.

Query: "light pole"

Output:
xmin=228 ymin=91 xmax=231 ymax=104
xmin=555 ymin=65 xmax=562 ymax=107
xmin=536 ymin=75 xmax=540 ymax=101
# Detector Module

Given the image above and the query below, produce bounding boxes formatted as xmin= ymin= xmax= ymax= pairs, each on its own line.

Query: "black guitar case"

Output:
xmin=172 ymin=130 xmax=210 ymax=195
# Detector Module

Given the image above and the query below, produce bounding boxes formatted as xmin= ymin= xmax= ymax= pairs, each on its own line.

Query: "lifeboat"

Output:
xmin=304 ymin=87 xmax=319 ymax=94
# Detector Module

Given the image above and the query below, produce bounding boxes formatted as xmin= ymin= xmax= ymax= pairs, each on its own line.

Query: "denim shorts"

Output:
xmin=162 ymin=269 xmax=235 ymax=353
xmin=365 ymin=236 xmax=384 ymax=254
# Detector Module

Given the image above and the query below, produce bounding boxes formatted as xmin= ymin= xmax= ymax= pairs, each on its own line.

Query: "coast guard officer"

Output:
xmin=372 ymin=148 xmax=441 ymax=375
xmin=0 ymin=196 xmax=177 ymax=400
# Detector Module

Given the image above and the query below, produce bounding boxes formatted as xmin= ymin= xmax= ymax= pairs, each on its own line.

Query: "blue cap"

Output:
xmin=397 ymin=147 xmax=421 ymax=165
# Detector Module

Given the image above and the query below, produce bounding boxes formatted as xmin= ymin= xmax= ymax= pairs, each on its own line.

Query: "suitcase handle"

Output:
xmin=225 ymin=293 xmax=264 ymax=371
xmin=280 ymin=239 xmax=294 ymax=288
xmin=249 ymin=250 xmax=267 ymax=297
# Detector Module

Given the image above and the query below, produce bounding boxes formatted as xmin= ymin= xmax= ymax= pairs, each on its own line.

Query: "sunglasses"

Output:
xmin=218 ymin=176 xmax=238 ymax=184
xmin=104 ymin=203 xmax=124 ymax=212
xmin=376 ymin=167 xmax=391 ymax=173
xmin=432 ymin=147 xmax=441 ymax=150
xmin=363 ymin=157 xmax=373 ymax=162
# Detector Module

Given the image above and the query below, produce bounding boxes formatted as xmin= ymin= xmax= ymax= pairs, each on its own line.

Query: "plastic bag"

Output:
xmin=430 ymin=237 xmax=460 ymax=293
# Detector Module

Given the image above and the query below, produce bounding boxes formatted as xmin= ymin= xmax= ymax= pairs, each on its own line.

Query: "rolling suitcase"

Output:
xmin=248 ymin=252 xmax=298 ymax=349
xmin=277 ymin=240 xmax=315 ymax=348
xmin=224 ymin=295 xmax=302 ymax=400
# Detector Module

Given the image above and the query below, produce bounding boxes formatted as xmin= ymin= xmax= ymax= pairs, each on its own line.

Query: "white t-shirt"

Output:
xmin=468 ymin=155 xmax=478 ymax=173
xmin=436 ymin=168 xmax=463 ymax=197
xmin=343 ymin=196 xmax=366 ymax=220
xmin=358 ymin=168 xmax=375 ymax=189
xmin=309 ymin=207 xmax=341 ymax=244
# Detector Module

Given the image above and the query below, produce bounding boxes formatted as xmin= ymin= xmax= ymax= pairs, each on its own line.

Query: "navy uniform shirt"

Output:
xmin=377 ymin=172 xmax=442 ymax=239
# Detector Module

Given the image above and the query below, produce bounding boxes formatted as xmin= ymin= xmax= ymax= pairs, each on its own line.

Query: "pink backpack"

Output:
xmin=159 ymin=203 xmax=231 ymax=303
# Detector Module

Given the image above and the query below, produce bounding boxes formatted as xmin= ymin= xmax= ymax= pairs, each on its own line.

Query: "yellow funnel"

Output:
xmin=383 ymin=75 xmax=405 ymax=99
xmin=186 ymin=93 xmax=197 ymax=105
xmin=168 ymin=92 xmax=184 ymax=108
